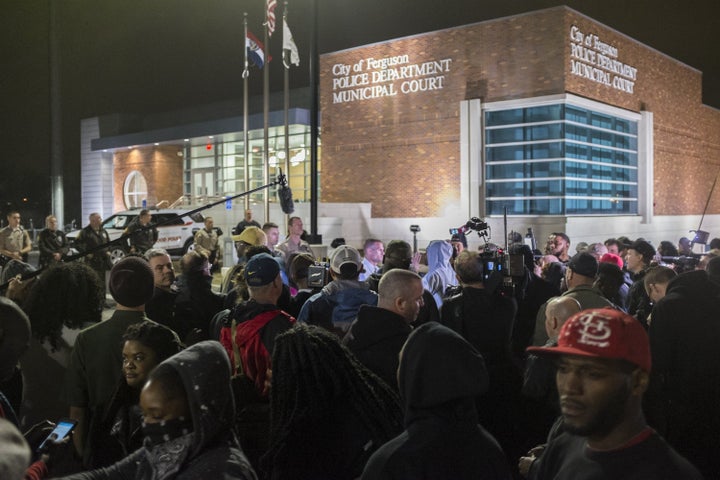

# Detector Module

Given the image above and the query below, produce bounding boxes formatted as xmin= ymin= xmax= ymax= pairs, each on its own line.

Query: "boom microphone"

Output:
xmin=277 ymin=172 xmax=295 ymax=214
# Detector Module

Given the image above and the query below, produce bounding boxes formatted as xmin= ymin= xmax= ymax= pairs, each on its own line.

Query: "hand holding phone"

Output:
xmin=37 ymin=418 xmax=77 ymax=453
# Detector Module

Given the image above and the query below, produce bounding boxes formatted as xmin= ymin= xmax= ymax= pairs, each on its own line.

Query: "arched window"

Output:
xmin=123 ymin=171 xmax=148 ymax=209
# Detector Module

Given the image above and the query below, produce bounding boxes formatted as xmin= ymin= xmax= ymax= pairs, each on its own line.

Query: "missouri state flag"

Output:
xmin=246 ymin=31 xmax=266 ymax=69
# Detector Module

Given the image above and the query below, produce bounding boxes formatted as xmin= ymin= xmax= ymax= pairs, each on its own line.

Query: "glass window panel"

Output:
xmin=530 ymin=123 xmax=563 ymax=141
xmin=485 ymin=109 xmax=524 ymax=126
xmin=527 ymin=104 xmax=563 ymax=122
xmin=486 ymin=127 xmax=524 ymax=144
xmin=484 ymin=101 xmax=638 ymax=215
xmin=486 ymin=145 xmax=526 ymax=161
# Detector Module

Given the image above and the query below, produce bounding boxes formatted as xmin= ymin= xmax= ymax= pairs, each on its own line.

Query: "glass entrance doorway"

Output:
xmin=193 ymin=168 xmax=216 ymax=201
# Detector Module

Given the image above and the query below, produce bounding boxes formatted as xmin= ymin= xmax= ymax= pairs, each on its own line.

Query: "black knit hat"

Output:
xmin=568 ymin=252 xmax=599 ymax=278
xmin=109 ymin=256 xmax=154 ymax=307
xmin=628 ymin=240 xmax=656 ymax=265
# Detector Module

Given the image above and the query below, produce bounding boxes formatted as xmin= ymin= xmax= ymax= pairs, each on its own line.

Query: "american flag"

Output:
xmin=266 ymin=0 xmax=277 ymax=36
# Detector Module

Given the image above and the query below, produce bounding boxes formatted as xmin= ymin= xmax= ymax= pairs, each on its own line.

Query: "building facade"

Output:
xmin=81 ymin=6 xmax=720 ymax=248
xmin=319 ymin=6 xmax=720 ymax=247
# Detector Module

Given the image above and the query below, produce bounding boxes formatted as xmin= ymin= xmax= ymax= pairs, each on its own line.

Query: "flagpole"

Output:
xmin=263 ymin=1 xmax=271 ymax=223
xmin=283 ymin=2 xmax=291 ymax=227
xmin=243 ymin=13 xmax=250 ymax=211
xmin=309 ymin=0 xmax=319 ymax=243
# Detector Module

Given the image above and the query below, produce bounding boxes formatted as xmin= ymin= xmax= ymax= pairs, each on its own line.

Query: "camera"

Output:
xmin=307 ymin=261 xmax=330 ymax=288
xmin=452 ymin=217 xmax=525 ymax=293
xmin=452 ymin=217 xmax=491 ymax=244
xmin=410 ymin=225 xmax=421 ymax=233
xmin=465 ymin=217 xmax=489 ymax=233
xmin=661 ymin=255 xmax=699 ymax=273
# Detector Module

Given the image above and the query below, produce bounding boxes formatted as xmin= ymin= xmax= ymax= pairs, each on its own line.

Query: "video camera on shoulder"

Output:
xmin=451 ymin=217 xmax=526 ymax=294
xmin=307 ymin=261 xmax=330 ymax=289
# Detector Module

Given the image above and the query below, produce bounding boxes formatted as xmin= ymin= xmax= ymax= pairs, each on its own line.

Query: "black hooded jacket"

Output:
xmin=342 ymin=304 xmax=413 ymax=390
xmin=58 ymin=341 xmax=257 ymax=480
xmin=361 ymin=322 xmax=511 ymax=480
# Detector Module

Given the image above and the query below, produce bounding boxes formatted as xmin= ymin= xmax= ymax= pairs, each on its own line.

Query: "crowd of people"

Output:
xmin=0 ymin=208 xmax=719 ymax=479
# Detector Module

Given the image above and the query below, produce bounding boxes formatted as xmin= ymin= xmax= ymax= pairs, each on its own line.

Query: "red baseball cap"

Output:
xmin=599 ymin=253 xmax=624 ymax=268
xmin=527 ymin=308 xmax=651 ymax=372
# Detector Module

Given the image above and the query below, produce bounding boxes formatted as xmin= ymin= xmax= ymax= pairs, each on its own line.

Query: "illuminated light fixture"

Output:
xmin=206 ymin=143 xmax=213 ymax=150
xmin=154 ymin=143 xmax=160 ymax=146
xmin=209 ymin=136 xmax=214 ymax=139
xmin=290 ymin=149 xmax=306 ymax=166
xmin=184 ymin=139 xmax=189 ymax=142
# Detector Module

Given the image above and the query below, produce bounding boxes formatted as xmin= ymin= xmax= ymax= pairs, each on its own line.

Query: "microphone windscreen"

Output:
xmin=278 ymin=185 xmax=295 ymax=214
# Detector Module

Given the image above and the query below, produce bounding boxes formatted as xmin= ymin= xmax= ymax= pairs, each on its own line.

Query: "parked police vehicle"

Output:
xmin=67 ymin=208 xmax=208 ymax=264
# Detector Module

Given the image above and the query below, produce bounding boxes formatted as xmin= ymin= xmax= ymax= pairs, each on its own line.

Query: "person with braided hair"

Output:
xmin=261 ymin=324 xmax=403 ymax=480
xmin=20 ymin=261 xmax=104 ymax=431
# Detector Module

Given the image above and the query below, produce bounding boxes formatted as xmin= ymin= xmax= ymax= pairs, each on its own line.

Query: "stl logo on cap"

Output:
xmin=572 ymin=311 xmax=612 ymax=348
xmin=527 ymin=307 xmax=652 ymax=372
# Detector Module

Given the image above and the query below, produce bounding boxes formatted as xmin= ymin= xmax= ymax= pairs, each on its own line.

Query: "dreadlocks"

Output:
xmin=23 ymin=261 xmax=104 ymax=351
xmin=261 ymin=324 xmax=403 ymax=477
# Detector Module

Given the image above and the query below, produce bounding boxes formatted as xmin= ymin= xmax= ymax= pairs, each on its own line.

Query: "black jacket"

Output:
xmin=38 ymin=228 xmax=69 ymax=267
xmin=361 ymin=322 xmax=511 ymax=480
xmin=125 ymin=218 xmax=158 ymax=253
xmin=511 ymin=271 xmax=560 ymax=358
xmin=367 ymin=269 xmax=440 ymax=327
xmin=75 ymin=225 xmax=111 ymax=271
xmin=440 ymin=287 xmax=517 ymax=367
xmin=343 ymin=305 xmax=413 ymax=390
xmin=145 ymin=288 xmax=190 ymax=341
xmin=440 ymin=287 xmax=527 ymax=462
xmin=175 ymin=274 xmax=225 ymax=339
xmin=646 ymin=270 xmax=720 ymax=478
xmin=627 ymin=268 xmax=652 ymax=327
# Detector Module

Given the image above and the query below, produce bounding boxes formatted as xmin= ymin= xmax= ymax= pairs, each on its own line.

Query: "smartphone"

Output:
xmin=37 ymin=418 xmax=77 ymax=453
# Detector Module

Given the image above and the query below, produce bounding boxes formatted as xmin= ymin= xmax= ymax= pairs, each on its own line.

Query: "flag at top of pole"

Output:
xmin=283 ymin=17 xmax=299 ymax=68
xmin=266 ymin=0 xmax=277 ymax=36
xmin=246 ymin=31 xmax=266 ymax=69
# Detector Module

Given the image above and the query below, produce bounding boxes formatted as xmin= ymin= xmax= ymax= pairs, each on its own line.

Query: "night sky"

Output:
xmin=2 ymin=0 xmax=718 ymax=225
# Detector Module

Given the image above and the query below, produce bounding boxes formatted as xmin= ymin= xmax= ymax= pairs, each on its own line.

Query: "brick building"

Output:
xmin=81 ymin=6 xmax=720 ymax=249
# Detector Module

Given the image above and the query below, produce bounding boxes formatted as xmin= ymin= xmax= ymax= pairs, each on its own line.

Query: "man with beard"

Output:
xmin=545 ymin=232 xmax=571 ymax=263
xmin=358 ymin=238 xmax=384 ymax=281
xmin=526 ymin=308 xmax=701 ymax=479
